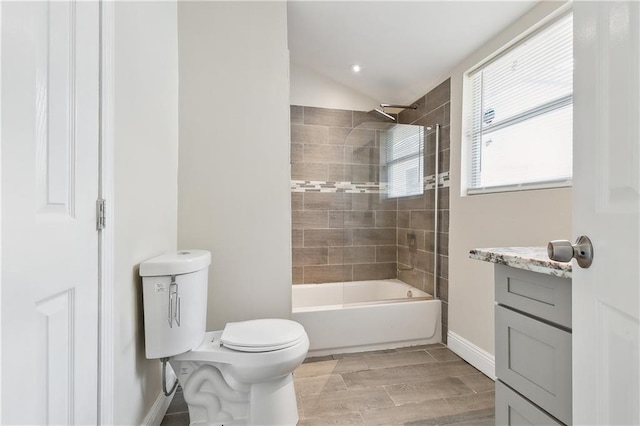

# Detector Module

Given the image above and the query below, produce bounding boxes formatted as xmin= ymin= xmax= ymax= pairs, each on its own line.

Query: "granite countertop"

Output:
xmin=469 ymin=246 xmax=572 ymax=279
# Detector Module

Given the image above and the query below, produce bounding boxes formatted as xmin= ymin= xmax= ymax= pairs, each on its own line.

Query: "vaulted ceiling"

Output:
xmin=288 ymin=1 xmax=539 ymax=105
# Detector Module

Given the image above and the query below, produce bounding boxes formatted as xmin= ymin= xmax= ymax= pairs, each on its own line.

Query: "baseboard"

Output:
xmin=447 ymin=330 xmax=496 ymax=380
xmin=141 ymin=368 xmax=177 ymax=426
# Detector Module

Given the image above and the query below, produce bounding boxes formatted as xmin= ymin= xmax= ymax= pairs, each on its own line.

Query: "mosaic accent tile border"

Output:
xmin=425 ymin=171 xmax=450 ymax=190
xmin=290 ymin=180 xmax=388 ymax=194
xmin=290 ymin=172 xmax=450 ymax=193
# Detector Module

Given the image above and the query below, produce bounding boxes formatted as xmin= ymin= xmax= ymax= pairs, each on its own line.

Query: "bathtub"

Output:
xmin=292 ymin=279 xmax=441 ymax=356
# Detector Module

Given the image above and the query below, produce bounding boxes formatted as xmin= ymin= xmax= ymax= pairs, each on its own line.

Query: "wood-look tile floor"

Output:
xmin=160 ymin=344 xmax=495 ymax=426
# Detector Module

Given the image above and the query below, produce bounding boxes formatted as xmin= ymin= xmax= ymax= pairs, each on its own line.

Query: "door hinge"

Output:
xmin=97 ymin=199 xmax=106 ymax=230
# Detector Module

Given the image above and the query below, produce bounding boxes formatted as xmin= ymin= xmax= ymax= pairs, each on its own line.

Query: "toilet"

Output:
xmin=140 ymin=250 xmax=309 ymax=425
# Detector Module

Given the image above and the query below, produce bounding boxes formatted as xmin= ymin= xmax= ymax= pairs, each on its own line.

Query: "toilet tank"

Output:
xmin=140 ymin=250 xmax=211 ymax=359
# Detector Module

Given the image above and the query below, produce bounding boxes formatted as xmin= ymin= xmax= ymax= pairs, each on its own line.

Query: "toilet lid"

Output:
xmin=220 ymin=319 xmax=306 ymax=352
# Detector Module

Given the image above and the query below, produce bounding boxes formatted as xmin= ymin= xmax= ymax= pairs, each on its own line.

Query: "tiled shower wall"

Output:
xmin=290 ymin=106 xmax=398 ymax=284
xmin=290 ymin=78 xmax=450 ymax=341
xmin=396 ymin=78 xmax=451 ymax=343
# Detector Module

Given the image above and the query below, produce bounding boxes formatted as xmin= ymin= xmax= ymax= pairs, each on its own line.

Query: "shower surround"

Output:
xmin=290 ymin=78 xmax=451 ymax=341
xmin=397 ymin=79 xmax=451 ymax=342
xmin=290 ymin=107 xmax=397 ymax=284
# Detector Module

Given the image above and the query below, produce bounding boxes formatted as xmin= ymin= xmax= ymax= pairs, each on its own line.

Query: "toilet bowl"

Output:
xmin=140 ymin=251 xmax=309 ymax=426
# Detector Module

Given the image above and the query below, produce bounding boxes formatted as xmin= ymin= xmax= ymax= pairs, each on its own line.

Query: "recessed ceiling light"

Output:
xmin=351 ymin=64 xmax=361 ymax=73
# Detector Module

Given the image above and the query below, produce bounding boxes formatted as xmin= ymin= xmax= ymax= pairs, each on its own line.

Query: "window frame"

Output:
xmin=462 ymin=7 xmax=574 ymax=196
xmin=384 ymin=124 xmax=425 ymax=199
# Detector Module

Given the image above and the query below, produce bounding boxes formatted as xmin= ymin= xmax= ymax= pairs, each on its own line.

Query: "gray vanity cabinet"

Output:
xmin=494 ymin=264 xmax=572 ymax=426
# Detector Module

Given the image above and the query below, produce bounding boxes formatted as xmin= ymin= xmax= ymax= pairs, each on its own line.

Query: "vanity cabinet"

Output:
xmin=494 ymin=265 xmax=572 ymax=425
xmin=469 ymin=247 xmax=573 ymax=426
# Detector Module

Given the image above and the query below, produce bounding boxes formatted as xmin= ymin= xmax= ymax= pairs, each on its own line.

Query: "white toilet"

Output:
xmin=140 ymin=250 xmax=309 ymax=426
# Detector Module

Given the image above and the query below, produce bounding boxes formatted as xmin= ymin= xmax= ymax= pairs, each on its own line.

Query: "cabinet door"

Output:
xmin=496 ymin=306 xmax=572 ymax=424
xmin=495 ymin=381 xmax=564 ymax=426
xmin=495 ymin=265 xmax=571 ymax=329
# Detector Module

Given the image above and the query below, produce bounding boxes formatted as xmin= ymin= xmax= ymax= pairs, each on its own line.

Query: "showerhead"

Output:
xmin=373 ymin=108 xmax=396 ymax=121
xmin=380 ymin=104 xmax=418 ymax=110
xmin=372 ymin=103 xmax=419 ymax=121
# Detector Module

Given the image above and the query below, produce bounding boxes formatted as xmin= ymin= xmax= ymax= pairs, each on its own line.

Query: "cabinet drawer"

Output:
xmin=496 ymin=305 xmax=572 ymax=425
xmin=495 ymin=380 xmax=564 ymax=425
xmin=495 ymin=264 xmax=571 ymax=329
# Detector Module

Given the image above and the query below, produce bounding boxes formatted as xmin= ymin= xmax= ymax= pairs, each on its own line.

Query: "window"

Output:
xmin=466 ymin=12 xmax=573 ymax=194
xmin=384 ymin=124 xmax=424 ymax=198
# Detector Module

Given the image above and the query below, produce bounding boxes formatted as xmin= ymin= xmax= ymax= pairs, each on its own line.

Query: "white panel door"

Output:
xmin=573 ymin=2 xmax=640 ymax=424
xmin=1 ymin=1 xmax=100 ymax=424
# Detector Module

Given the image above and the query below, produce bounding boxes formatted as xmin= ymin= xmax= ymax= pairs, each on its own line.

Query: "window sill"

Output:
xmin=466 ymin=180 xmax=572 ymax=196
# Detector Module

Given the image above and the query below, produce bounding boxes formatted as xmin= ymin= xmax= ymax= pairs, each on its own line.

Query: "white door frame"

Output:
xmin=0 ymin=2 xmax=4 ymax=423
xmin=15 ymin=1 xmax=622 ymax=424
xmin=98 ymin=1 xmax=115 ymax=424
xmin=0 ymin=1 xmax=115 ymax=423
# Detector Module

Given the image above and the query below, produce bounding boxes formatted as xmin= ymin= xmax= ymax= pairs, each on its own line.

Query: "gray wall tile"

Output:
xmin=291 ymin=143 xmax=304 ymax=163
xmin=328 ymin=127 xmax=352 ymax=145
xmin=353 ymin=110 xmax=388 ymax=128
xmin=353 ymin=228 xmax=396 ymax=246
xmin=398 ymin=246 xmax=410 ymax=267
xmin=438 ymin=277 xmax=449 ymax=302
xmin=293 ymin=247 xmax=329 ymax=266
xmin=292 ymin=124 xmax=329 ymax=145
xmin=438 ymin=187 xmax=450 ymax=210
xmin=375 ymin=210 xmax=397 ymax=228
xmin=440 ymin=125 xmax=451 ymax=152
xmin=328 ymin=246 xmax=376 ymax=264
xmin=351 ymin=147 xmax=380 ymax=165
xmin=291 ymin=192 xmax=303 ymax=210
xmin=424 ymin=273 xmax=435 ymax=295
xmin=353 ymin=263 xmax=396 ymax=280
xmin=397 ymin=229 xmax=425 ymax=251
xmin=345 ymin=128 xmax=376 ymax=147
xmin=352 ymin=194 xmax=396 ymax=211
xmin=304 ymin=107 xmax=352 ymax=127
xmin=331 ymin=165 xmax=378 ymax=183
xmin=292 ymin=163 xmax=328 ymax=181
xmin=304 ymin=229 xmax=353 ymax=247
xmin=398 ymin=96 xmax=426 ymax=124
xmin=437 ymin=255 xmax=448 ymax=279
xmin=437 ymin=210 xmax=449 ymax=233
xmin=304 ymin=144 xmax=346 ymax=164
xmin=425 ymin=153 xmax=436 ymax=177
xmin=439 ymin=149 xmax=450 ymax=173
xmin=329 ymin=211 xmax=375 ymax=229
xmin=410 ymin=210 xmax=434 ymax=231
xmin=417 ymin=250 xmax=435 ymax=274
xmin=397 ymin=211 xmax=410 ymax=228
xmin=426 ymin=78 xmax=451 ymax=113
xmin=438 ymin=232 xmax=449 ymax=256
xmin=292 ymin=211 xmax=329 ymax=229
xmin=305 ymin=192 xmax=352 ymax=210
xmin=397 ymin=194 xmax=426 ymax=211
xmin=443 ymin=102 xmax=450 ymax=126
xmin=376 ymin=246 xmax=397 ymax=263
xmin=291 ymin=105 xmax=303 ymax=124
xmin=304 ymin=265 xmax=353 ymax=284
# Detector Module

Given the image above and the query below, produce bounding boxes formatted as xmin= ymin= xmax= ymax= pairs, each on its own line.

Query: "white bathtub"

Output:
xmin=292 ymin=279 xmax=441 ymax=356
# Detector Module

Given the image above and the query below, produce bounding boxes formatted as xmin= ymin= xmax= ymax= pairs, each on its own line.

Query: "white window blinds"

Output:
xmin=385 ymin=124 xmax=424 ymax=198
xmin=467 ymin=12 xmax=573 ymax=193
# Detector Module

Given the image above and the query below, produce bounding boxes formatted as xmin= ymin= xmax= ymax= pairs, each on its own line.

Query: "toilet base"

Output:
xmin=249 ymin=374 xmax=298 ymax=425
xmin=171 ymin=360 xmax=299 ymax=426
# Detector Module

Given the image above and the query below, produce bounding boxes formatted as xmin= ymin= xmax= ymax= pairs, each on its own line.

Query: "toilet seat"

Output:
xmin=221 ymin=319 xmax=306 ymax=353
